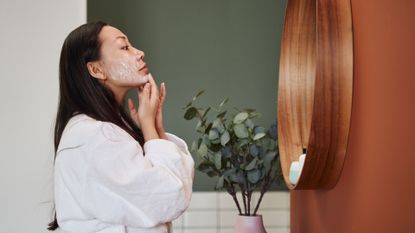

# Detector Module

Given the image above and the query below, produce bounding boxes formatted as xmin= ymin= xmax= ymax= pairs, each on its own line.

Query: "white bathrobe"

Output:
xmin=54 ymin=114 xmax=195 ymax=233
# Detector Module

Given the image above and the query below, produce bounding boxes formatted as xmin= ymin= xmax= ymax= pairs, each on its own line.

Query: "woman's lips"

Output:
xmin=139 ymin=63 xmax=147 ymax=71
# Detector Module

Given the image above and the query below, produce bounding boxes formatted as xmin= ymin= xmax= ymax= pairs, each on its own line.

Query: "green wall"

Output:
xmin=88 ymin=0 xmax=287 ymax=191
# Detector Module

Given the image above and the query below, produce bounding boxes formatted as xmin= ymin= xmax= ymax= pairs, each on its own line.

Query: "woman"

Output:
xmin=48 ymin=21 xmax=194 ymax=233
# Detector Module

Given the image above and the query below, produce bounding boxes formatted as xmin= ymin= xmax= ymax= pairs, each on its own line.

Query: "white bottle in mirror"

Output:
xmin=289 ymin=153 xmax=307 ymax=185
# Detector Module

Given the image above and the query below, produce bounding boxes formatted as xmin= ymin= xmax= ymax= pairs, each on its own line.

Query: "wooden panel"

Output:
xmin=278 ymin=0 xmax=353 ymax=189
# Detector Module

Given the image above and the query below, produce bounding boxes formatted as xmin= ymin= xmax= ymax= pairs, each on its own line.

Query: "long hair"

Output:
xmin=47 ymin=21 xmax=145 ymax=231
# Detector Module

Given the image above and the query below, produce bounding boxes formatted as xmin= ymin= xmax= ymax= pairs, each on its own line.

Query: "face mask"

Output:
xmin=105 ymin=55 xmax=149 ymax=86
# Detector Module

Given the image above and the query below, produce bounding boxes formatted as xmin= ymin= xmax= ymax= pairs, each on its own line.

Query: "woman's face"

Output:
xmin=97 ymin=26 xmax=149 ymax=87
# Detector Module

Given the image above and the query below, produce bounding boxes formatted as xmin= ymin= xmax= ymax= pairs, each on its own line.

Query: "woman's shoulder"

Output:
xmin=58 ymin=114 xmax=133 ymax=152
xmin=57 ymin=114 xmax=102 ymax=151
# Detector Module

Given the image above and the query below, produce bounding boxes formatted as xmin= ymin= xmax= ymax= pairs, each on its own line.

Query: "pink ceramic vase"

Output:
xmin=233 ymin=215 xmax=267 ymax=233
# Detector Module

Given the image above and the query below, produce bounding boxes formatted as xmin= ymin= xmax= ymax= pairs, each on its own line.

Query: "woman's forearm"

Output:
xmin=141 ymin=124 xmax=160 ymax=141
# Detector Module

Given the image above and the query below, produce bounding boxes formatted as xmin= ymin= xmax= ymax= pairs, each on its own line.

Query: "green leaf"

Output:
xmin=211 ymin=138 xmax=221 ymax=144
xmin=237 ymin=138 xmax=249 ymax=148
xmin=208 ymin=129 xmax=220 ymax=140
xmin=204 ymin=122 xmax=213 ymax=134
xmin=233 ymin=112 xmax=249 ymax=124
xmin=210 ymin=143 xmax=222 ymax=152
xmin=206 ymin=170 xmax=220 ymax=177
xmin=217 ymin=111 xmax=227 ymax=118
xmin=234 ymin=124 xmax=249 ymax=138
xmin=219 ymin=97 xmax=229 ymax=107
xmin=268 ymin=140 xmax=276 ymax=150
xmin=253 ymin=132 xmax=266 ymax=141
xmin=198 ymin=161 xmax=212 ymax=171
xmin=252 ymin=112 xmax=262 ymax=118
xmin=220 ymin=130 xmax=230 ymax=146
xmin=212 ymin=118 xmax=225 ymax=133
xmin=245 ymin=119 xmax=254 ymax=129
xmin=264 ymin=151 xmax=277 ymax=162
xmin=249 ymin=144 xmax=259 ymax=157
xmin=216 ymin=175 xmax=225 ymax=189
xmin=196 ymin=120 xmax=206 ymax=133
xmin=193 ymin=90 xmax=205 ymax=101
xmin=214 ymin=152 xmax=222 ymax=169
xmin=223 ymin=167 xmax=236 ymax=177
xmin=247 ymin=169 xmax=261 ymax=183
xmin=202 ymin=134 xmax=211 ymax=146
xmin=184 ymin=107 xmax=198 ymax=120
xmin=249 ymin=112 xmax=262 ymax=119
xmin=268 ymin=124 xmax=278 ymax=140
xmin=197 ymin=142 xmax=208 ymax=158
xmin=183 ymin=101 xmax=192 ymax=109
xmin=263 ymin=159 xmax=271 ymax=173
xmin=197 ymin=160 xmax=214 ymax=171
xmin=202 ymin=107 xmax=211 ymax=119
xmin=244 ymin=108 xmax=256 ymax=113
xmin=245 ymin=158 xmax=257 ymax=171
xmin=261 ymin=138 xmax=271 ymax=150
xmin=254 ymin=126 xmax=266 ymax=135
xmin=191 ymin=140 xmax=198 ymax=152
xmin=229 ymin=171 xmax=245 ymax=183
xmin=198 ymin=161 xmax=220 ymax=177
xmin=221 ymin=145 xmax=232 ymax=158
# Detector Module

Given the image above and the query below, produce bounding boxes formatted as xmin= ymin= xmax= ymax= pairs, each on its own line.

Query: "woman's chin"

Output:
xmin=124 ymin=75 xmax=150 ymax=87
xmin=140 ymin=67 xmax=149 ymax=75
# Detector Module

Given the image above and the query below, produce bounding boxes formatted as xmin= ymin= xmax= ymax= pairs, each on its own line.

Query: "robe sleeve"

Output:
xmin=57 ymin=120 xmax=194 ymax=229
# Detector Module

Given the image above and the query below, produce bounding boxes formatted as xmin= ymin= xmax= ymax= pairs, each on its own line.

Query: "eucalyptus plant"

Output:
xmin=183 ymin=90 xmax=282 ymax=216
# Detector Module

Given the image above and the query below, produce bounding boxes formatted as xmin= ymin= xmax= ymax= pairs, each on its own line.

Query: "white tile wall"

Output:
xmin=173 ymin=191 xmax=290 ymax=233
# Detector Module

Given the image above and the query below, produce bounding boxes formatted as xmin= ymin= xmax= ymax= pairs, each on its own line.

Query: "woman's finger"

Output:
xmin=137 ymin=86 xmax=143 ymax=100
xmin=148 ymin=73 xmax=159 ymax=100
xmin=139 ymin=83 xmax=150 ymax=102
xmin=128 ymin=98 xmax=137 ymax=114
xmin=159 ymin=82 xmax=166 ymax=107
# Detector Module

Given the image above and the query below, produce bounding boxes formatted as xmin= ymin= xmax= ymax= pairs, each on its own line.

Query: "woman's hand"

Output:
xmin=155 ymin=82 xmax=167 ymax=139
xmin=128 ymin=98 xmax=140 ymax=127
xmin=129 ymin=74 xmax=160 ymax=141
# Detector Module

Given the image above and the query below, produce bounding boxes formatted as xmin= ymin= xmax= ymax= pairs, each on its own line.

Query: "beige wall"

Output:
xmin=0 ymin=1 xmax=86 ymax=232
xmin=291 ymin=0 xmax=415 ymax=232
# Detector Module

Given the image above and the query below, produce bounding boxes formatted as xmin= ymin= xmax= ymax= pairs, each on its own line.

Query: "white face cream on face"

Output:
xmin=105 ymin=55 xmax=149 ymax=86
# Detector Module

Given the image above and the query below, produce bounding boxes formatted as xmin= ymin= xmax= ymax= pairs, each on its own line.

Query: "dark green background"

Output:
xmin=88 ymin=0 xmax=287 ymax=191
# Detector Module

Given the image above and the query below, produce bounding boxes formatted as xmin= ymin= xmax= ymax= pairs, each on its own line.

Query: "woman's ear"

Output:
xmin=86 ymin=61 xmax=106 ymax=81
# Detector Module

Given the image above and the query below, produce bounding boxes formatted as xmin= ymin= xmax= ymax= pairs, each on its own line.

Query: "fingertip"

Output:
xmin=161 ymin=82 xmax=166 ymax=94
xmin=143 ymin=83 xmax=150 ymax=92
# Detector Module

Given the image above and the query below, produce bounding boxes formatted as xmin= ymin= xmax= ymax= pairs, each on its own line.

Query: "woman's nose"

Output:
xmin=135 ymin=49 xmax=145 ymax=60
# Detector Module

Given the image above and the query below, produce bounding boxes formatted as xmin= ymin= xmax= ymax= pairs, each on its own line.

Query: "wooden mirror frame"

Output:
xmin=277 ymin=0 xmax=353 ymax=190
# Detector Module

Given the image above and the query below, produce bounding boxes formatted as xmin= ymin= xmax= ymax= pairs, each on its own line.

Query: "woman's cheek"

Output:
xmin=107 ymin=57 xmax=148 ymax=86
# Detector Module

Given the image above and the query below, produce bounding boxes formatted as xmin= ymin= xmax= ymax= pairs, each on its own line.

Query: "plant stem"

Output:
xmin=244 ymin=175 xmax=251 ymax=216
xmin=253 ymin=156 xmax=281 ymax=215
xmin=228 ymin=183 xmax=242 ymax=215
xmin=253 ymin=175 xmax=279 ymax=216
xmin=232 ymin=194 xmax=242 ymax=215
xmin=239 ymin=184 xmax=247 ymax=215
xmin=247 ymin=191 xmax=252 ymax=215
xmin=253 ymin=190 xmax=265 ymax=216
